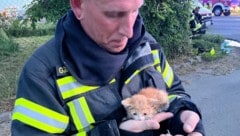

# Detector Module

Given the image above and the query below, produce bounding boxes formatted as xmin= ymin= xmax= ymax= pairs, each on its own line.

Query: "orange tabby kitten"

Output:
xmin=122 ymin=87 xmax=169 ymax=120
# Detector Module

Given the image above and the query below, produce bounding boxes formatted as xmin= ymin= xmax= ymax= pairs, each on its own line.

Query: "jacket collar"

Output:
xmin=55 ymin=10 xmax=145 ymax=85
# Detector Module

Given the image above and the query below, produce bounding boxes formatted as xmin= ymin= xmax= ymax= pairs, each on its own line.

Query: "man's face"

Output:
xmin=77 ymin=0 xmax=144 ymax=53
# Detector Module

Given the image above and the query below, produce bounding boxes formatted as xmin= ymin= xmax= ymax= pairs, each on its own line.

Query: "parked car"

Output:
xmin=201 ymin=0 xmax=231 ymax=16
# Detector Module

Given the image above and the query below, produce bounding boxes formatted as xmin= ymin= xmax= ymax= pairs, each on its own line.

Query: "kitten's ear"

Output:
xmin=121 ymin=98 xmax=131 ymax=107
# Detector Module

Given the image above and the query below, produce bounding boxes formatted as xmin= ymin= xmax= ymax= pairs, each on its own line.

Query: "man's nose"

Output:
xmin=119 ymin=15 xmax=135 ymax=38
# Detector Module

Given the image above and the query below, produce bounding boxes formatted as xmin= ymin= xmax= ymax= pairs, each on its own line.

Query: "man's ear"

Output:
xmin=70 ymin=0 xmax=84 ymax=20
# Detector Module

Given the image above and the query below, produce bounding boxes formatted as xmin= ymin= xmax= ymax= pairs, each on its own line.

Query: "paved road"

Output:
xmin=207 ymin=16 xmax=240 ymax=41
xmin=182 ymin=71 xmax=240 ymax=136
xmin=183 ymin=16 xmax=240 ymax=136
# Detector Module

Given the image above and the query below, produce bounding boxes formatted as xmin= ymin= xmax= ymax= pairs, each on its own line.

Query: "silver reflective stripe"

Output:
xmin=152 ymin=53 xmax=159 ymax=62
xmin=67 ymin=97 xmax=95 ymax=134
xmin=163 ymin=62 xmax=174 ymax=88
xmin=125 ymin=42 xmax=152 ymax=68
xmin=164 ymin=67 xmax=173 ymax=83
xmin=72 ymin=99 xmax=91 ymax=132
xmin=14 ymin=105 xmax=68 ymax=130
xmin=59 ymin=81 xmax=82 ymax=93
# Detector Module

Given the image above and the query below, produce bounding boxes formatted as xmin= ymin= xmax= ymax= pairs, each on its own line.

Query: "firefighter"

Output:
xmin=189 ymin=7 xmax=206 ymax=35
xmin=11 ymin=0 xmax=205 ymax=135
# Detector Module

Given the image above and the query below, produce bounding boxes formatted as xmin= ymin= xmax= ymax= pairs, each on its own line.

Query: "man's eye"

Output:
xmin=104 ymin=12 xmax=125 ymax=18
xmin=105 ymin=12 xmax=118 ymax=18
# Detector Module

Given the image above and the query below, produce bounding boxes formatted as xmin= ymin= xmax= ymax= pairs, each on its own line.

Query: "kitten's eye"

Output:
xmin=133 ymin=113 xmax=137 ymax=115
xmin=143 ymin=113 xmax=147 ymax=116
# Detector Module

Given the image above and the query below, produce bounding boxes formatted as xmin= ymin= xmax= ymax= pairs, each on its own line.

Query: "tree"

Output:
xmin=141 ymin=0 xmax=192 ymax=59
xmin=25 ymin=0 xmax=70 ymax=23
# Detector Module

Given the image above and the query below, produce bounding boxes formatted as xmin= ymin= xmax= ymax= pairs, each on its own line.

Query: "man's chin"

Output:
xmin=108 ymin=46 xmax=126 ymax=53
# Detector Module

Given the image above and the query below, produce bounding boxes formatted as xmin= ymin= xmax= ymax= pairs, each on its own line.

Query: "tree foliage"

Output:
xmin=25 ymin=0 xmax=192 ymax=59
xmin=141 ymin=0 xmax=192 ymax=59
xmin=25 ymin=0 xmax=70 ymax=23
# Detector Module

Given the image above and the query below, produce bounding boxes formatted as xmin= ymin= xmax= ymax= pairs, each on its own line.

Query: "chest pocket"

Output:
xmin=56 ymin=76 xmax=122 ymax=135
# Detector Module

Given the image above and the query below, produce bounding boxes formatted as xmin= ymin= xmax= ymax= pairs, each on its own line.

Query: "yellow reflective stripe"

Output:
xmin=168 ymin=95 xmax=177 ymax=102
xmin=73 ymin=132 xmax=87 ymax=136
xmin=79 ymin=97 xmax=95 ymax=125
xmin=125 ymin=70 xmax=140 ymax=84
xmin=57 ymin=76 xmax=76 ymax=86
xmin=152 ymin=50 xmax=160 ymax=65
xmin=193 ymin=22 xmax=202 ymax=31
xmin=14 ymin=98 xmax=68 ymax=122
xmin=62 ymin=85 xmax=98 ymax=99
xmin=67 ymin=97 xmax=95 ymax=133
xmin=156 ymin=65 xmax=161 ymax=72
xmin=68 ymin=102 xmax=83 ymax=131
xmin=109 ymin=78 xmax=116 ymax=84
xmin=152 ymin=49 xmax=173 ymax=87
xmin=12 ymin=98 xmax=69 ymax=133
xmin=162 ymin=61 xmax=174 ymax=88
xmin=12 ymin=112 xmax=65 ymax=133
xmin=152 ymin=50 xmax=161 ymax=72
xmin=57 ymin=76 xmax=115 ymax=99
xmin=168 ymin=95 xmax=181 ymax=103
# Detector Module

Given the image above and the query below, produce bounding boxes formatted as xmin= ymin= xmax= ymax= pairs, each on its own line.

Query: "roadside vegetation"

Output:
xmin=0 ymin=0 xmax=228 ymax=113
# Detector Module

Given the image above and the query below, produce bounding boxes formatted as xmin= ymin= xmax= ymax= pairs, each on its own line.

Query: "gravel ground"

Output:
xmin=173 ymin=47 xmax=240 ymax=77
xmin=0 ymin=47 xmax=239 ymax=135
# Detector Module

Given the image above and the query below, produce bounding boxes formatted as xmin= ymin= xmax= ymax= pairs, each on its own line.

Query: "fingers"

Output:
xmin=187 ymin=132 xmax=203 ymax=136
xmin=180 ymin=110 xmax=200 ymax=133
xmin=160 ymin=132 xmax=202 ymax=136
xmin=160 ymin=134 xmax=173 ymax=136
xmin=119 ymin=112 xmax=173 ymax=133
xmin=152 ymin=112 xmax=174 ymax=122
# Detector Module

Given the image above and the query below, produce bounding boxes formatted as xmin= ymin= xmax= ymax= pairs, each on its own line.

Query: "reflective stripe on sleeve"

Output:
xmin=162 ymin=61 xmax=174 ymax=88
xmin=125 ymin=70 xmax=140 ymax=84
xmin=12 ymin=98 xmax=69 ymax=134
xmin=152 ymin=50 xmax=160 ymax=66
xmin=125 ymin=49 xmax=174 ymax=88
xmin=67 ymin=97 xmax=95 ymax=133
xmin=168 ymin=94 xmax=181 ymax=103
xmin=152 ymin=49 xmax=162 ymax=72
xmin=152 ymin=50 xmax=174 ymax=88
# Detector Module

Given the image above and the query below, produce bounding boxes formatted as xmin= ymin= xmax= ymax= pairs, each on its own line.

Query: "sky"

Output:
xmin=0 ymin=0 xmax=32 ymax=12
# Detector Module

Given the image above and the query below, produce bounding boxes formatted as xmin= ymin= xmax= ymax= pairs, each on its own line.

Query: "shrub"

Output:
xmin=0 ymin=29 xmax=19 ymax=57
xmin=192 ymin=34 xmax=225 ymax=61
xmin=140 ymin=0 xmax=192 ymax=59
xmin=4 ymin=19 xmax=55 ymax=37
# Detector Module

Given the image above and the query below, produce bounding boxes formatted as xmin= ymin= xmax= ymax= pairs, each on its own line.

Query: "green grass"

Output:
xmin=191 ymin=34 xmax=225 ymax=61
xmin=0 ymin=35 xmax=53 ymax=100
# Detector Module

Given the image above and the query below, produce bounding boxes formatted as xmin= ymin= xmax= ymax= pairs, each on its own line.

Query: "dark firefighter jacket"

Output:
xmin=11 ymin=10 xmax=205 ymax=136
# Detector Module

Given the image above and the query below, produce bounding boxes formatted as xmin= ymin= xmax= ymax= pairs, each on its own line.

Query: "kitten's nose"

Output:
xmin=139 ymin=116 xmax=145 ymax=121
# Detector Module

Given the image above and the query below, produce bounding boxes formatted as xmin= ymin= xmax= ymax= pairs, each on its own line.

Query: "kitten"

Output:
xmin=121 ymin=87 xmax=169 ymax=121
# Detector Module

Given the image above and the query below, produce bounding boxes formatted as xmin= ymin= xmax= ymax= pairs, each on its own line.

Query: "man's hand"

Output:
xmin=119 ymin=112 xmax=173 ymax=133
xmin=160 ymin=110 xmax=202 ymax=136
xmin=174 ymin=110 xmax=202 ymax=136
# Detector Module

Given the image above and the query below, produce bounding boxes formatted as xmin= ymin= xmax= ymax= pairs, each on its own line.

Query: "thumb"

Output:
xmin=181 ymin=111 xmax=200 ymax=133
xmin=183 ymin=123 xmax=193 ymax=133
xmin=143 ymin=120 xmax=161 ymax=130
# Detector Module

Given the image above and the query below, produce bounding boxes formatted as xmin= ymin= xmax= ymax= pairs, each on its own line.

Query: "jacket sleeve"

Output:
xmin=11 ymin=55 xmax=70 ymax=136
xmin=153 ymin=43 xmax=205 ymax=135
